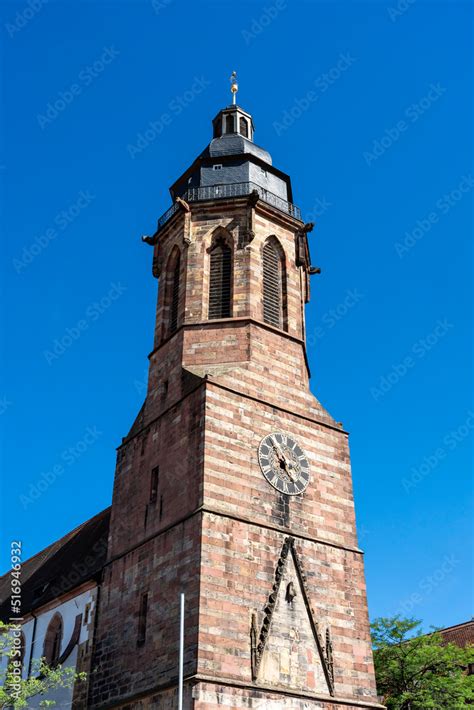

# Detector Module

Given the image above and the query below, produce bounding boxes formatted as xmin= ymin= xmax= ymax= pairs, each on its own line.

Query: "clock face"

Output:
xmin=258 ymin=432 xmax=310 ymax=496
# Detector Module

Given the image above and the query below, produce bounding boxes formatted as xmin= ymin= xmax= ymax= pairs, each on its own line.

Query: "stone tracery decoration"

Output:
xmin=175 ymin=197 xmax=192 ymax=246
xmin=238 ymin=189 xmax=259 ymax=248
xmin=325 ymin=626 xmax=334 ymax=687
xmin=285 ymin=581 xmax=297 ymax=603
xmin=142 ymin=197 xmax=193 ymax=277
xmin=250 ymin=536 xmax=335 ymax=695
xmin=295 ymin=222 xmax=314 ymax=269
xmin=295 ymin=222 xmax=321 ymax=302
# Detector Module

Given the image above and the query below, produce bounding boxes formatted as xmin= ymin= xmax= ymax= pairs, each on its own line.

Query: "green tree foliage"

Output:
xmin=0 ymin=622 xmax=85 ymax=709
xmin=371 ymin=616 xmax=474 ymax=709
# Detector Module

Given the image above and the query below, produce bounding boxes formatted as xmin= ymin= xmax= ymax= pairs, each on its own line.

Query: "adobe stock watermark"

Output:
xmin=402 ymin=410 xmax=474 ymax=493
xmin=43 ymin=282 xmax=127 ymax=365
xmin=241 ymin=0 xmax=287 ymax=45
xmin=4 ymin=0 xmax=48 ymax=39
xmin=358 ymin=524 xmax=370 ymax=542
xmin=273 ymin=53 xmax=356 ymax=136
xmin=37 ymin=46 xmax=120 ymax=129
xmin=20 ymin=425 xmax=102 ymax=509
xmin=387 ymin=0 xmax=416 ymax=22
xmin=134 ymin=366 xmax=149 ymax=396
xmin=305 ymin=195 xmax=332 ymax=222
xmin=395 ymin=174 xmax=474 ymax=258
xmin=363 ymin=83 xmax=446 ymax=166
xmin=127 ymin=76 xmax=211 ymax=159
xmin=307 ymin=288 xmax=364 ymax=345
xmin=12 ymin=189 xmax=95 ymax=274
xmin=0 ymin=396 xmax=12 ymax=415
xmin=151 ymin=0 xmax=173 ymax=14
xmin=370 ymin=318 xmax=454 ymax=402
xmin=396 ymin=553 xmax=460 ymax=616
xmin=50 ymin=538 xmax=107 ymax=597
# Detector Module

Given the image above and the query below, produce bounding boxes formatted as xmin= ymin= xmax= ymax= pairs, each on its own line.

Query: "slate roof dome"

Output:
xmin=207 ymin=132 xmax=272 ymax=164
xmin=169 ymin=103 xmax=293 ymax=204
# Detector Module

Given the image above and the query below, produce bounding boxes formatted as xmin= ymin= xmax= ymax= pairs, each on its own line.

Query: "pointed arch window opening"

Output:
xmin=208 ymin=235 xmax=232 ymax=320
xmin=170 ymin=255 xmax=180 ymax=334
xmin=43 ymin=613 xmax=63 ymax=667
xmin=225 ymin=114 xmax=235 ymax=134
xmin=262 ymin=238 xmax=288 ymax=332
xmin=161 ymin=247 xmax=181 ymax=341
xmin=239 ymin=116 xmax=249 ymax=138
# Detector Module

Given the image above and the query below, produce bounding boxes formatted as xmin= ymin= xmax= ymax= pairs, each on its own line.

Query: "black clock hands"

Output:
xmin=270 ymin=435 xmax=298 ymax=482
xmin=258 ymin=432 xmax=310 ymax=496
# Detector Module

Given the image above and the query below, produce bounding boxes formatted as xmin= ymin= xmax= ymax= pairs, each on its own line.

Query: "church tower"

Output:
xmin=89 ymin=84 xmax=383 ymax=710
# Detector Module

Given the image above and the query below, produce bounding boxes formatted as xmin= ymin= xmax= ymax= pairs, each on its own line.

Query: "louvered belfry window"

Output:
xmin=209 ymin=239 xmax=231 ymax=319
xmin=169 ymin=253 xmax=180 ymax=334
xmin=263 ymin=239 xmax=285 ymax=329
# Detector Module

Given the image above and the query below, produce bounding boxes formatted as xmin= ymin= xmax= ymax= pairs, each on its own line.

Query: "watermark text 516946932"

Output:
xmin=8 ymin=541 xmax=23 ymax=702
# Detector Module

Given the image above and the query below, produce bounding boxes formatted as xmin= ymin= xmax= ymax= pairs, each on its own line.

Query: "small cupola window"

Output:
xmin=213 ymin=116 xmax=222 ymax=138
xmin=225 ymin=114 xmax=235 ymax=134
xmin=239 ymin=117 xmax=249 ymax=138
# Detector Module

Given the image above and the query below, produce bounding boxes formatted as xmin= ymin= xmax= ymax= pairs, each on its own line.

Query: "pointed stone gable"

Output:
xmin=252 ymin=537 xmax=334 ymax=696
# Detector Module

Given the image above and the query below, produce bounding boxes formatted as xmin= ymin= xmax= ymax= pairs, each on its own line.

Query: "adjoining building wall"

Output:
xmin=0 ymin=585 xmax=97 ymax=710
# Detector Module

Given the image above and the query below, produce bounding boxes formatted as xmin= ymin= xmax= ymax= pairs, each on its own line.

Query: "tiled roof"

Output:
xmin=438 ymin=620 xmax=474 ymax=648
xmin=0 ymin=508 xmax=110 ymax=621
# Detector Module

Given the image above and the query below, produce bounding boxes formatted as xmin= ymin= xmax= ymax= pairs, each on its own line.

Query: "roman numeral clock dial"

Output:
xmin=258 ymin=432 xmax=310 ymax=495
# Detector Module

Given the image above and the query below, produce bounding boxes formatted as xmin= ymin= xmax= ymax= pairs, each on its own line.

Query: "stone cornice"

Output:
xmin=104 ymin=505 xmax=364 ymax=571
xmin=147 ymin=192 xmax=303 ymax=248
xmin=193 ymin=674 xmax=386 ymax=709
xmin=147 ymin=315 xmax=315 ymax=385
xmin=93 ymin=672 xmax=385 ymax=710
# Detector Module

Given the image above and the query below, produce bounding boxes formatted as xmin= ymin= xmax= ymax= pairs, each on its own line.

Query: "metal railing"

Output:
xmin=157 ymin=201 xmax=181 ymax=231
xmin=156 ymin=181 xmax=301 ymax=231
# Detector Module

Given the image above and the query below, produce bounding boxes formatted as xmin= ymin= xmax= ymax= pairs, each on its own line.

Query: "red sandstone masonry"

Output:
xmin=89 ymin=195 xmax=381 ymax=709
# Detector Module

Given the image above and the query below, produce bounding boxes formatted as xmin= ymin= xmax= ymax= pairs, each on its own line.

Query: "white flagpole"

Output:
xmin=178 ymin=592 xmax=185 ymax=710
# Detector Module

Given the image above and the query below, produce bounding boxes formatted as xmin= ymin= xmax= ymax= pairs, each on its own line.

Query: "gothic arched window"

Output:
xmin=170 ymin=254 xmax=180 ymax=333
xmin=162 ymin=247 xmax=181 ymax=339
xmin=43 ymin=613 xmax=63 ymax=667
xmin=262 ymin=237 xmax=287 ymax=330
xmin=209 ymin=237 xmax=232 ymax=319
xmin=225 ymin=114 xmax=234 ymax=134
xmin=239 ymin=117 xmax=249 ymax=138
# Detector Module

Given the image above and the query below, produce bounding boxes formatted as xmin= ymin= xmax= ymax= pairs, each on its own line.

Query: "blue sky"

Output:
xmin=1 ymin=0 xmax=472 ymax=632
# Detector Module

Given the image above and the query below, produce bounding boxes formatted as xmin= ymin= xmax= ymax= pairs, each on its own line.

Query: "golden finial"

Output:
xmin=230 ymin=71 xmax=238 ymax=105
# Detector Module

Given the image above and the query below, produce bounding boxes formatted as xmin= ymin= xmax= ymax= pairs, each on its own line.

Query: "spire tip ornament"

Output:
xmin=230 ymin=71 xmax=238 ymax=105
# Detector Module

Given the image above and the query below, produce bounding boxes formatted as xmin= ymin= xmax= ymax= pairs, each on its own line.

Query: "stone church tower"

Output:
xmin=89 ymin=94 xmax=383 ymax=709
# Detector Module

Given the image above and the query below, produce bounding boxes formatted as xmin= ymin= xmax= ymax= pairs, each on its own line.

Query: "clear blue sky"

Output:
xmin=1 ymin=0 xmax=472 ymax=632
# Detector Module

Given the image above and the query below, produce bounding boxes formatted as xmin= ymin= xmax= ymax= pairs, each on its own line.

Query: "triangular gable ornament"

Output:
xmin=251 ymin=536 xmax=335 ymax=696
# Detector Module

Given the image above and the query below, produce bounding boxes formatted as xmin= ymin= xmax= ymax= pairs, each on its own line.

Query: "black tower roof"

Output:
xmin=169 ymin=103 xmax=294 ymax=204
